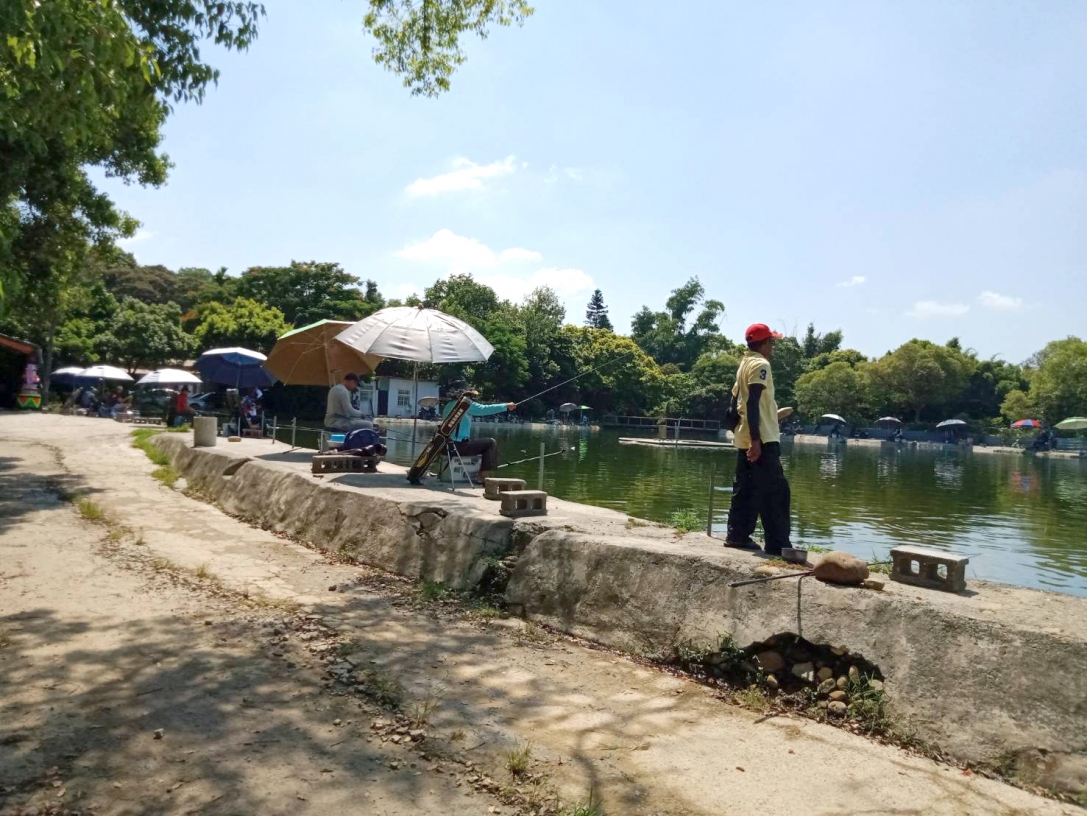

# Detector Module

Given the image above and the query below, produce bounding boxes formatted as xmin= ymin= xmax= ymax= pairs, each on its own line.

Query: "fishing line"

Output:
xmin=514 ymin=349 xmax=639 ymax=407
xmin=497 ymin=447 xmax=575 ymax=469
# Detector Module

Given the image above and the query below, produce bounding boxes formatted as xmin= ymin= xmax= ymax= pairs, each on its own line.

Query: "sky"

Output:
xmin=101 ymin=0 xmax=1087 ymax=362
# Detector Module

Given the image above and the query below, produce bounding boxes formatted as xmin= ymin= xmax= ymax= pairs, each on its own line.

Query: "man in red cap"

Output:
xmin=725 ymin=323 xmax=792 ymax=555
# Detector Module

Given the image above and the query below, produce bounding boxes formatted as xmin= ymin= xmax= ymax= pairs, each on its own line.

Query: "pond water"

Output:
xmin=379 ymin=423 xmax=1087 ymax=597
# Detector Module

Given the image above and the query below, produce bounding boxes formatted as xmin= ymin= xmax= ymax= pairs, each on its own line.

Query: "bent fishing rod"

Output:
xmin=514 ymin=348 xmax=639 ymax=407
xmin=497 ymin=447 xmax=576 ymax=469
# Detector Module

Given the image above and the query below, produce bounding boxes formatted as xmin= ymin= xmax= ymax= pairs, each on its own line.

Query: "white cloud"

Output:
xmin=388 ymin=282 xmax=422 ymax=300
xmin=498 ymin=247 xmax=542 ymax=262
xmin=838 ymin=275 xmax=866 ymax=287
xmin=978 ymin=290 xmax=1024 ymax=311
xmin=906 ymin=300 xmax=971 ymax=318
xmin=118 ymin=229 xmax=153 ymax=246
xmin=545 ymin=164 xmax=584 ymax=184
xmin=397 ymin=229 xmax=501 ymax=270
xmin=405 ymin=156 xmax=515 ymax=196
xmin=477 ymin=267 xmax=594 ymax=303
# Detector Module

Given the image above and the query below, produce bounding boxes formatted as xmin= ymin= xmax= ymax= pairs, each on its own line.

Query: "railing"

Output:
xmin=601 ymin=415 xmax=721 ymax=432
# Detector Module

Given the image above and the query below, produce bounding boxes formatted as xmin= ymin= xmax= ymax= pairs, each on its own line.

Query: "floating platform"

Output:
xmin=618 ymin=437 xmax=734 ymax=449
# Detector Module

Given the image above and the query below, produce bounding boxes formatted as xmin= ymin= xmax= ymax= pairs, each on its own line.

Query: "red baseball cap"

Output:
xmin=745 ymin=323 xmax=783 ymax=343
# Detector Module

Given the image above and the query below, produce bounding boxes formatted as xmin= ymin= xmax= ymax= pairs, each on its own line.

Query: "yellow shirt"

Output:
xmin=733 ymin=350 xmax=780 ymax=448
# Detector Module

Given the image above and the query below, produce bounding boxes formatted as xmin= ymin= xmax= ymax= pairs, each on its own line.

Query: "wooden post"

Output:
xmin=290 ymin=417 xmax=297 ymax=450
xmin=271 ymin=415 xmax=277 ymax=445
xmin=538 ymin=442 xmax=546 ymax=491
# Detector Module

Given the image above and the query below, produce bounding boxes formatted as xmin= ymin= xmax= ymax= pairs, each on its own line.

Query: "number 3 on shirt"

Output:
xmin=759 ymin=368 xmax=767 ymax=381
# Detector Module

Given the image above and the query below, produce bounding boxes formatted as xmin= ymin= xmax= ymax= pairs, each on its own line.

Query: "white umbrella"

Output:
xmin=1056 ymin=417 xmax=1087 ymax=431
xmin=820 ymin=413 xmax=847 ymax=424
xmin=137 ymin=368 xmax=202 ymax=387
xmin=876 ymin=416 xmax=902 ymax=425
xmin=79 ymin=365 xmax=133 ymax=382
xmin=936 ymin=419 xmax=968 ymax=429
xmin=334 ymin=307 xmax=495 ymax=444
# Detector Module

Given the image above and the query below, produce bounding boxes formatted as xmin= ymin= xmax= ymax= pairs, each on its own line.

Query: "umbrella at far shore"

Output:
xmin=936 ymin=419 xmax=968 ymax=429
xmin=1056 ymin=417 xmax=1087 ymax=431
xmin=559 ymin=403 xmax=579 ymax=413
xmin=195 ymin=347 xmax=276 ymax=389
xmin=50 ymin=366 xmax=86 ymax=385
xmin=266 ymin=320 xmax=381 ymax=386
xmin=876 ymin=416 xmax=902 ymax=425
xmin=78 ymin=365 xmax=133 ymax=382
xmin=820 ymin=413 xmax=847 ymax=425
xmin=137 ymin=368 xmax=202 ymax=387
xmin=1011 ymin=419 xmax=1045 ymax=429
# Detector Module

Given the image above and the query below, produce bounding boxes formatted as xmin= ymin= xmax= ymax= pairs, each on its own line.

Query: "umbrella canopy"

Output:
xmin=137 ymin=368 xmax=202 ymax=387
xmin=79 ymin=365 xmax=133 ymax=382
xmin=417 ymin=396 xmax=439 ymax=408
xmin=1056 ymin=417 xmax=1087 ymax=431
xmin=936 ymin=419 xmax=968 ymax=429
xmin=266 ymin=320 xmax=381 ymax=386
xmin=51 ymin=366 xmax=86 ymax=385
xmin=1011 ymin=419 xmax=1045 ymax=429
xmin=195 ymin=347 xmax=277 ymax=388
xmin=559 ymin=403 xmax=579 ymax=412
xmin=820 ymin=413 xmax=847 ymax=424
xmin=876 ymin=416 xmax=902 ymax=425
xmin=579 ymin=405 xmax=592 ymax=411
xmin=333 ymin=307 xmax=494 ymax=364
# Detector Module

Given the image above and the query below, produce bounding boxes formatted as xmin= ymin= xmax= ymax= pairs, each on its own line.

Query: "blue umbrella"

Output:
xmin=194 ymin=347 xmax=277 ymax=388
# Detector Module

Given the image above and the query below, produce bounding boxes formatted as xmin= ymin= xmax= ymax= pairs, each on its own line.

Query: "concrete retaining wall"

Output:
xmin=157 ymin=435 xmax=1087 ymax=785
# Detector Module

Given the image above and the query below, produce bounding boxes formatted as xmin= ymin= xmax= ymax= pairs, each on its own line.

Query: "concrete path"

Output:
xmin=0 ymin=413 xmax=1074 ymax=816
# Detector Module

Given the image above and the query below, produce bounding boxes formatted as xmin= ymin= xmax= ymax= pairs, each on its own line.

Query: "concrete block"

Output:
xmin=311 ymin=454 xmax=379 ymax=475
xmin=499 ymin=489 xmax=548 ymax=517
xmin=484 ymin=477 xmax=527 ymax=500
xmin=890 ymin=545 xmax=968 ymax=592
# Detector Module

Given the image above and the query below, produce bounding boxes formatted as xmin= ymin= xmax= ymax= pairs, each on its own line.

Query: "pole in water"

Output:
xmin=538 ymin=442 xmax=545 ymax=490
xmin=706 ymin=464 xmax=715 ymax=537
xmin=271 ymin=415 xmax=277 ymax=445
xmin=290 ymin=417 xmax=297 ymax=450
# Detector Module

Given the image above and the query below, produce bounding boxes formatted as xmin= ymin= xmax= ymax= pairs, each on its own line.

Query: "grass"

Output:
xmin=734 ymin=684 xmax=772 ymax=712
xmin=806 ymin=544 xmax=832 ymax=553
xmin=449 ymin=729 xmax=466 ymax=742
xmin=668 ymin=507 xmax=703 ymax=533
xmin=846 ymin=673 xmax=892 ymax=734
xmin=505 ymin=742 xmax=532 ymax=778
xmin=407 ymin=687 xmax=443 ymax=725
xmin=76 ymin=498 xmax=106 ymax=522
xmin=416 ymin=580 xmax=456 ymax=603
xmin=562 ymin=790 xmax=601 ymax=816
xmin=130 ymin=428 xmax=172 ymax=465
xmin=625 ymin=517 xmax=650 ymax=529
xmin=152 ymin=465 xmax=180 ymax=487
xmin=152 ymin=557 xmax=179 ymax=572
xmin=359 ymin=668 xmax=404 ymax=709
xmin=193 ymin=562 xmax=217 ymax=581
xmin=868 ymin=561 xmax=892 ymax=575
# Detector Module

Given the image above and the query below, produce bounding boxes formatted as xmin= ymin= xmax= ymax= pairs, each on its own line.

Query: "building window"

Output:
xmin=397 ymin=389 xmax=411 ymax=408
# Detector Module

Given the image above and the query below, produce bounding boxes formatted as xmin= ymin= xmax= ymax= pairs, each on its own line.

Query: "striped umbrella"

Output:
xmin=1011 ymin=419 xmax=1045 ymax=429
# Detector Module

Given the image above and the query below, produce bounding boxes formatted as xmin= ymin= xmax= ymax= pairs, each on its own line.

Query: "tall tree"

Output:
xmin=235 ymin=261 xmax=381 ymax=325
xmin=584 ymin=288 xmax=613 ymax=331
xmin=795 ymin=362 xmax=874 ymax=424
xmin=630 ymin=277 xmax=726 ymax=370
xmin=1027 ymin=337 xmax=1087 ymax=424
xmin=868 ymin=340 xmax=975 ymax=422
xmin=96 ymin=298 xmax=194 ymax=374
xmin=191 ymin=297 xmax=289 ymax=354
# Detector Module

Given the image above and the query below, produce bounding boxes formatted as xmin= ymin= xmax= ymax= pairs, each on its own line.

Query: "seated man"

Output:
xmin=325 ymin=372 xmax=373 ymax=432
xmin=443 ymin=385 xmax=515 ymax=481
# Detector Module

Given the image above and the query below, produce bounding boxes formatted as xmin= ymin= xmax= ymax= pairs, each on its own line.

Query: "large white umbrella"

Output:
xmin=79 ymin=365 xmax=133 ymax=382
xmin=936 ymin=419 xmax=968 ymax=429
xmin=137 ymin=368 xmax=202 ymax=387
xmin=334 ymin=307 xmax=495 ymax=445
xmin=1056 ymin=417 xmax=1087 ymax=431
xmin=820 ymin=413 xmax=847 ymax=425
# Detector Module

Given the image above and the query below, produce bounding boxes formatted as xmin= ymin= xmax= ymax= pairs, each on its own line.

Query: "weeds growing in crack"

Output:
xmin=152 ymin=557 xmax=179 ymax=572
xmin=193 ymin=562 xmax=218 ymax=582
xmin=407 ymin=687 xmax=443 ymax=725
xmin=734 ymin=684 xmax=772 ymax=712
xmin=668 ymin=507 xmax=702 ymax=533
xmin=76 ymin=498 xmax=107 ymax=522
xmin=505 ymin=742 xmax=532 ymax=778
xmin=359 ymin=668 xmax=404 ymax=708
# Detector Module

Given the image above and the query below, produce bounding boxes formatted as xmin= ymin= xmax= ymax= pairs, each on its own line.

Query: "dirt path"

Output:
xmin=0 ymin=414 xmax=1075 ymax=816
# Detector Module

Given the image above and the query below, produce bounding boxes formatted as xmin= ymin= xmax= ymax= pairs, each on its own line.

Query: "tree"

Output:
xmin=424 ymin=273 xmax=501 ymax=326
xmin=1 ymin=1 xmax=264 ymax=291
xmin=584 ymin=289 xmax=613 ymax=331
xmin=801 ymin=323 xmax=843 ymax=359
xmin=174 ymin=267 xmax=236 ymax=314
xmin=191 ymin=297 xmax=289 ymax=354
xmin=1027 ymin=337 xmax=1087 ymax=424
xmin=363 ymin=0 xmax=533 ymax=96
xmin=680 ymin=350 xmax=742 ymax=419
xmin=519 ymin=286 xmax=566 ymax=400
xmin=805 ymin=349 xmax=867 ymax=373
xmin=1000 ymin=389 xmax=1035 ymax=424
xmin=631 ymin=277 xmax=727 ymax=370
xmin=795 ymin=362 xmax=874 ymax=424
xmin=96 ymin=298 xmax=194 ymax=374
xmin=868 ymin=340 xmax=975 ymax=422
xmin=101 ymin=258 xmax=178 ymax=304
xmin=558 ymin=327 xmax=664 ymax=415
xmin=236 ymin=262 xmax=381 ymax=325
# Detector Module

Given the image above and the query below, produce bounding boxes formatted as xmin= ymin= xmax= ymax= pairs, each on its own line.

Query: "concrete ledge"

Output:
xmin=506 ymin=530 xmax=1087 ymax=771
xmin=155 ymin=433 xmax=1087 ymax=784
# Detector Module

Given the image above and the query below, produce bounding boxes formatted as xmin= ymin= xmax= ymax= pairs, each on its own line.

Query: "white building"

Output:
xmin=373 ymin=377 xmax=440 ymax=417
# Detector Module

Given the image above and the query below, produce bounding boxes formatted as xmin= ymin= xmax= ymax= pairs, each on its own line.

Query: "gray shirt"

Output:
xmin=325 ymin=384 xmax=368 ymax=427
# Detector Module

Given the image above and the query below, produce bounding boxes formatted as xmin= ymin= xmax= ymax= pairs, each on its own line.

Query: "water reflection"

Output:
xmin=384 ymin=425 xmax=1087 ymax=597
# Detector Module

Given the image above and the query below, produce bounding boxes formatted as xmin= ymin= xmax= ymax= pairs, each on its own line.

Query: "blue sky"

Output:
xmin=103 ymin=0 xmax=1086 ymax=362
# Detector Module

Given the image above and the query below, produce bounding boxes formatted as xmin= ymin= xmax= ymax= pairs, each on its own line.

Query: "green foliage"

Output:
xmin=868 ymin=339 xmax=975 ymax=422
xmin=131 ymin=428 xmax=171 ymax=466
xmin=999 ymin=389 xmax=1035 ymax=424
xmin=191 ymin=296 xmax=290 ymax=353
xmin=796 ymin=361 xmax=874 ymax=424
xmin=584 ymin=288 xmax=613 ymax=331
xmin=559 ymin=326 xmax=664 ymax=414
xmin=669 ymin=507 xmax=702 ymax=533
xmin=76 ymin=498 xmax=106 ymax=522
xmin=631 ymin=277 xmax=728 ymax=370
xmin=364 ymin=0 xmax=534 ymax=96
xmin=96 ymin=297 xmax=194 ymax=373
xmin=1027 ymin=337 xmax=1087 ymax=425
xmin=236 ymin=261 xmax=383 ymax=325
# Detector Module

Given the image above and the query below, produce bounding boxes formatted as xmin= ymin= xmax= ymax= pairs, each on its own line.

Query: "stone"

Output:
xmin=848 ymin=665 xmax=861 ymax=683
xmin=755 ymin=650 xmax=785 ymax=673
xmin=812 ymin=551 xmax=869 ymax=585
xmin=817 ymin=679 xmax=836 ymax=697
xmin=816 ymin=666 xmax=834 ymax=682
xmin=753 ymin=565 xmax=776 ymax=577
xmin=483 ymin=478 xmax=527 ymax=500
xmin=836 ymin=676 xmax=848 ymax=691
xmin=764 ymin=673 xmax=779 ymax=690
xmin=498 ymin=490 xmax=548 ymax=518
xmin=889 ymin=545 xmax=969 ymax=593
xmin=827 ymin=701 xmax=847 ymax=717
xmin=153 ymin=729 xmax=164 ymax=740
xmin=791 ymin=661 xmax=815 ymax=682
xmin=861 ymin=576 xmax=886 ymax=591
xmin=830 ymin=646 xmax=848 ymax=656
xmin=828 ymin=690 xmax=848 ymax=703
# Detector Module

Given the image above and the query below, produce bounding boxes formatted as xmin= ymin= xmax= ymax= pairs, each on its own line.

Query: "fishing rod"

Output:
xmin=728 ymin=560 xmax=894 ymax=588
xmin=497 ymin=447 xmax=576 ymax=469
xmin=514 ymin=349 xmax=639 ymax=407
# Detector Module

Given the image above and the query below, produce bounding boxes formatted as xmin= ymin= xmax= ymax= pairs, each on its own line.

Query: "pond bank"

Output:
xmin=155 ymin=433 xmax=1087 ymax=797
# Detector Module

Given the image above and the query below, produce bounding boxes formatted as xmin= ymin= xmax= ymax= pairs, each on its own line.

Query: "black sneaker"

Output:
xmin=724 ymin=537 xmax=760 ymax=551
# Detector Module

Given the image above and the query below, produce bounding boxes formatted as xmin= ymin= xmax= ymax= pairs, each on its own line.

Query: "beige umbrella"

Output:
xmin=266 ymin=320 xmax=381 ymax=386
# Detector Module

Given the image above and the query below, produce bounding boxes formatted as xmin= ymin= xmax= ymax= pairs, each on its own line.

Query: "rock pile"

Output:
xmin=748 ymin=634 xmax=883 ymax=714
